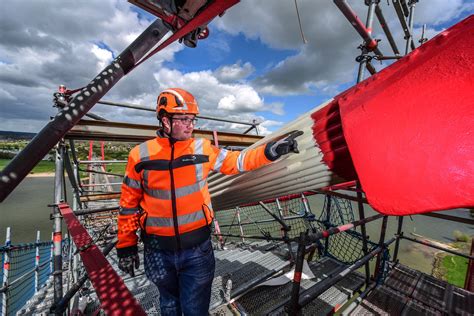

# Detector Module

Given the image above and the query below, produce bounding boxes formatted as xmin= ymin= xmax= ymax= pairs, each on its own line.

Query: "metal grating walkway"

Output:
xmin=232 ymin=257 xmax=365 ymax=315
xmin=350 ymin=263 xmax=474 ymax=316
xmin=211 ymin=246 xmax=290 ymax=310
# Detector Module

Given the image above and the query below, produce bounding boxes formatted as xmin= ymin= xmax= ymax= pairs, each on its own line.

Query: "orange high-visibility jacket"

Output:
xmin=116 ymin=135 xmax=271 ymax=255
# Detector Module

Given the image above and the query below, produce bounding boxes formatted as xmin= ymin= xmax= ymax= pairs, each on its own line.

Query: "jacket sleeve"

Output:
xmin=211 ymin=143 xmax=272 ymax=175
xmin=116 ymin=147 xmax=143 ymax=257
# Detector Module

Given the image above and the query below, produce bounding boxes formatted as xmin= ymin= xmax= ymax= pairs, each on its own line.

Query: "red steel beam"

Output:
xmin=58 ymin=203 xmax=145 ymax=315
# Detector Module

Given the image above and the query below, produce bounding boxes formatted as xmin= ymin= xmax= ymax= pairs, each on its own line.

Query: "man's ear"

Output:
xmin=161 ymin=116 xmax=171 ymax=132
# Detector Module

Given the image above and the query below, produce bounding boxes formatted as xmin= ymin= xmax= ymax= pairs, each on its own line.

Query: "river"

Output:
xmin=0 ymin=177 xmax=472 ymax=275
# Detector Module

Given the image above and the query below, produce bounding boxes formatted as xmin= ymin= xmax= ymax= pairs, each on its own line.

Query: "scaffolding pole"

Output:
xmin=52 ymin=142 xmax=66 ymax=307
xmin=405 ymin=0 xmax=417 ymax=54
xmin=357 ymin=0 xmax=378 ymax=82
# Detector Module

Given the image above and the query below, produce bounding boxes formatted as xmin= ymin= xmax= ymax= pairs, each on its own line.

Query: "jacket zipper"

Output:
xmin=169 ymin=141 xmax=181 ymax=249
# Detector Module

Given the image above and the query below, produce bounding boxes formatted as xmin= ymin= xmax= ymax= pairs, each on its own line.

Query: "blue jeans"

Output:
xmin=144 ymin=238 xmax=215 ymax=316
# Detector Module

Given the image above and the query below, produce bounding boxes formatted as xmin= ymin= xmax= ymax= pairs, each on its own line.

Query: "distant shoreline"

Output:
xmin=27 ymin=172 xmax=55 ymax=177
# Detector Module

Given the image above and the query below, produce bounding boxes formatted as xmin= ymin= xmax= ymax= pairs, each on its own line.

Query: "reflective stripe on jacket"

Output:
xmin=117 ymin=136 xmax=271 ymax=253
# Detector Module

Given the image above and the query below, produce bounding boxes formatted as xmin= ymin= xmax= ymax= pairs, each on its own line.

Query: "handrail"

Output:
xmin=74 ymin=206 xmax=119 ymax=216
xmin=0 ymin=260 xmax=52 ymax=294
xmin=52 ymin=241 xmax=116 ymax=314
xmin=58 ymin=202 xmax=146 ymax=315
xmin=399 ymin=235 xmax=474 ymax=260
xmin=421 ymin=212 xmax=474 ymax=225
xmin=213 ymin=233 xmax=286 ymax=242
xmin=79 ymin=160 xmax=127 ymax=164
xmin=78 ymin=168 xmax=124 ymax=178
xmin=0 ymin=241 xmax=52 ymax=253
xmin=97 ymin=100 xmax=259 ymax=127
xmin=287 ymin=237 xmax=396 ymax=313
xmin=218 ymin=213 xmax=309 ymax=228
xmin=307 ymin=214 xmax=384 ymax=242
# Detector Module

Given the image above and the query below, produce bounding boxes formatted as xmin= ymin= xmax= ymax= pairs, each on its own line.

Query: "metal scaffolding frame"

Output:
xmin=1 ymin=1 xmax=473 ymax=314
xmin=334 ymin=0 xmax=421 ymax=83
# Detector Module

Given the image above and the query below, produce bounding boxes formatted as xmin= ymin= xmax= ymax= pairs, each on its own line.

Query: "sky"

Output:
xmin=0 ymin=0 xmax=472 ymax=135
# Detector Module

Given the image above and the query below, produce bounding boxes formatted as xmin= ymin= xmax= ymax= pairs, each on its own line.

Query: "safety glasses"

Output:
xmin=172 ymin=117 xmax=198 ymax=125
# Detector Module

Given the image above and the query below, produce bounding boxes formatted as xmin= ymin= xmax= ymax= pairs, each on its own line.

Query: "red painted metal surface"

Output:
xmin=58 ymin=203 xmax=146 ymax=315
xmin=311 ymin=101 xmax=358 ymax=181
xmin=313 ymin=15 xmax=474 ymax=215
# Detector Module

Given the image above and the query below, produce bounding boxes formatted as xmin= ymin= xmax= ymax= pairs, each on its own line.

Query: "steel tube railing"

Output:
xmin=213 ymin=233 xmax=285 ymax=242
xmin=421 ymin=212 xmax=474 ymax=225
xmin=314 ymin=189 xmax=367 ymax=203
xmin=323 ymin=196 xmax=332 ymax=255
xmin=97 ymin=100 xmax=258 ymax=126
xmin=307 ymin=214 xmax=384 ymax=243
xmin=375 ymin=4 xmax=400 ymax=55
xmin=240 ymin=208 xmax=273 ymax=239
xmin=52 ymin=241 xmax=116 ymax=314
xmin=333 ymin=0 xmax=382 ymax=55
xmin=78 ymin=168 xmax=124 ymax=178
xmin=81 ymin=182 xmax=122 ymax=187
xmin=400 ymin=235 xmax=474 ymax=260
xmin=393 ymin=216 xmax=404 ymax=262
xmin=272 ymin=238 xmax=396 ymax=313
xmin=392 ymin=0 xmax=416 ymax=51
xmin=374 ymin=55 xmax=403 ymax=60
xmin=0 ymin=259 xmax=51 ymax=294
xmin=356 ymin=181 xmax=371 ymax=286
xmin=236 ymin=209 xmax=245 ymax=244
xmin=1 ymin=228 xmax=11 ymax=315
xmin=218 ymin=214 xmax=308 ymax=227
xmin=53 ymin=142 xmax=65 ymax=303
xmin=357 ymin=0 xmax=378 ymax=82
xmin=405 ymin=0 xmax=417 ymax=54
xmin=288 ymin=232 xmax=307 ymax=315
xmin=73 ymin=206 xmax=119 ymax=216
xmin=218 ymin=212 xmax=384 ymax=243
xmin=79 ymin=192 xmax=121 ymax=202
xmin=34 ymin=231 xmax=40 ymax=293
xmin=79 ymin=160 xmax=127 ymax=164
xmin=374 ymin=216 xmax=388 ymax=281
xmin=298 ymin=238 xmax=396 ymax=308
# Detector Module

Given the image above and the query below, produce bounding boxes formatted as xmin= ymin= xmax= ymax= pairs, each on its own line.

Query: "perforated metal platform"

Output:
xmin=350 ymin=263 xmax=474 ymax=316
xmin=233 ymin=257 xmax=365 ymax=315
xmin=211 ymin=246 xmax=290 ymax=310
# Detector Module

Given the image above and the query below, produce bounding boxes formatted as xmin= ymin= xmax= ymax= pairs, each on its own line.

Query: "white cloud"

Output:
xmin=267 ymin=102 xmax=285 ymax=115
xmin=214 ymin=61 xmax=255 ymax=82
xmin=0 ymin=0 xmax=470 ymax=134
xmin=217 ymin=0 xmax=472 ymax=95
xmin=217 ymin=94 xmax=237 ymax=110
xmin=258 ymin=119 xmax=285 ymax=135
xmin=153 ymin=68 xmax=271 ymax=114
xmin=0 ymin=88 xmax=17 ymax=101
xmin=91 ymin=45 xmax=113 ymax=71
xmin=415 ymin=0 xmax=473 ymax=26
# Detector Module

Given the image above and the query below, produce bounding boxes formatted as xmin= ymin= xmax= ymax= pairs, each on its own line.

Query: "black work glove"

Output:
xmin=118 ymin=252 xmax=140 ymax=277
xmin=264 ymin=130 xmax=304 ymax=161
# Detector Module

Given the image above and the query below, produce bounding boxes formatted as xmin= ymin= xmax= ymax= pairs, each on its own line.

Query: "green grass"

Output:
xmin=442 ymin=255 xmax=468 ymax=287
xmin=0 ymin=159 xmax=9 ymax=170
xmin=79 ymin=163 xmax=126 ymax=179
xmin=1 ymin=159 xmax=126 ymax=176
xmin=1 ymin=159 xmax=56 ymax=174
xmin=105 ymin=163 xmax=126 ymax=175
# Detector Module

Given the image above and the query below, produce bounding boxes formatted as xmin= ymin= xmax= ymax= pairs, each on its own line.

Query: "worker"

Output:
xmin=116 ymin=88 xmax=302 ymax=315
